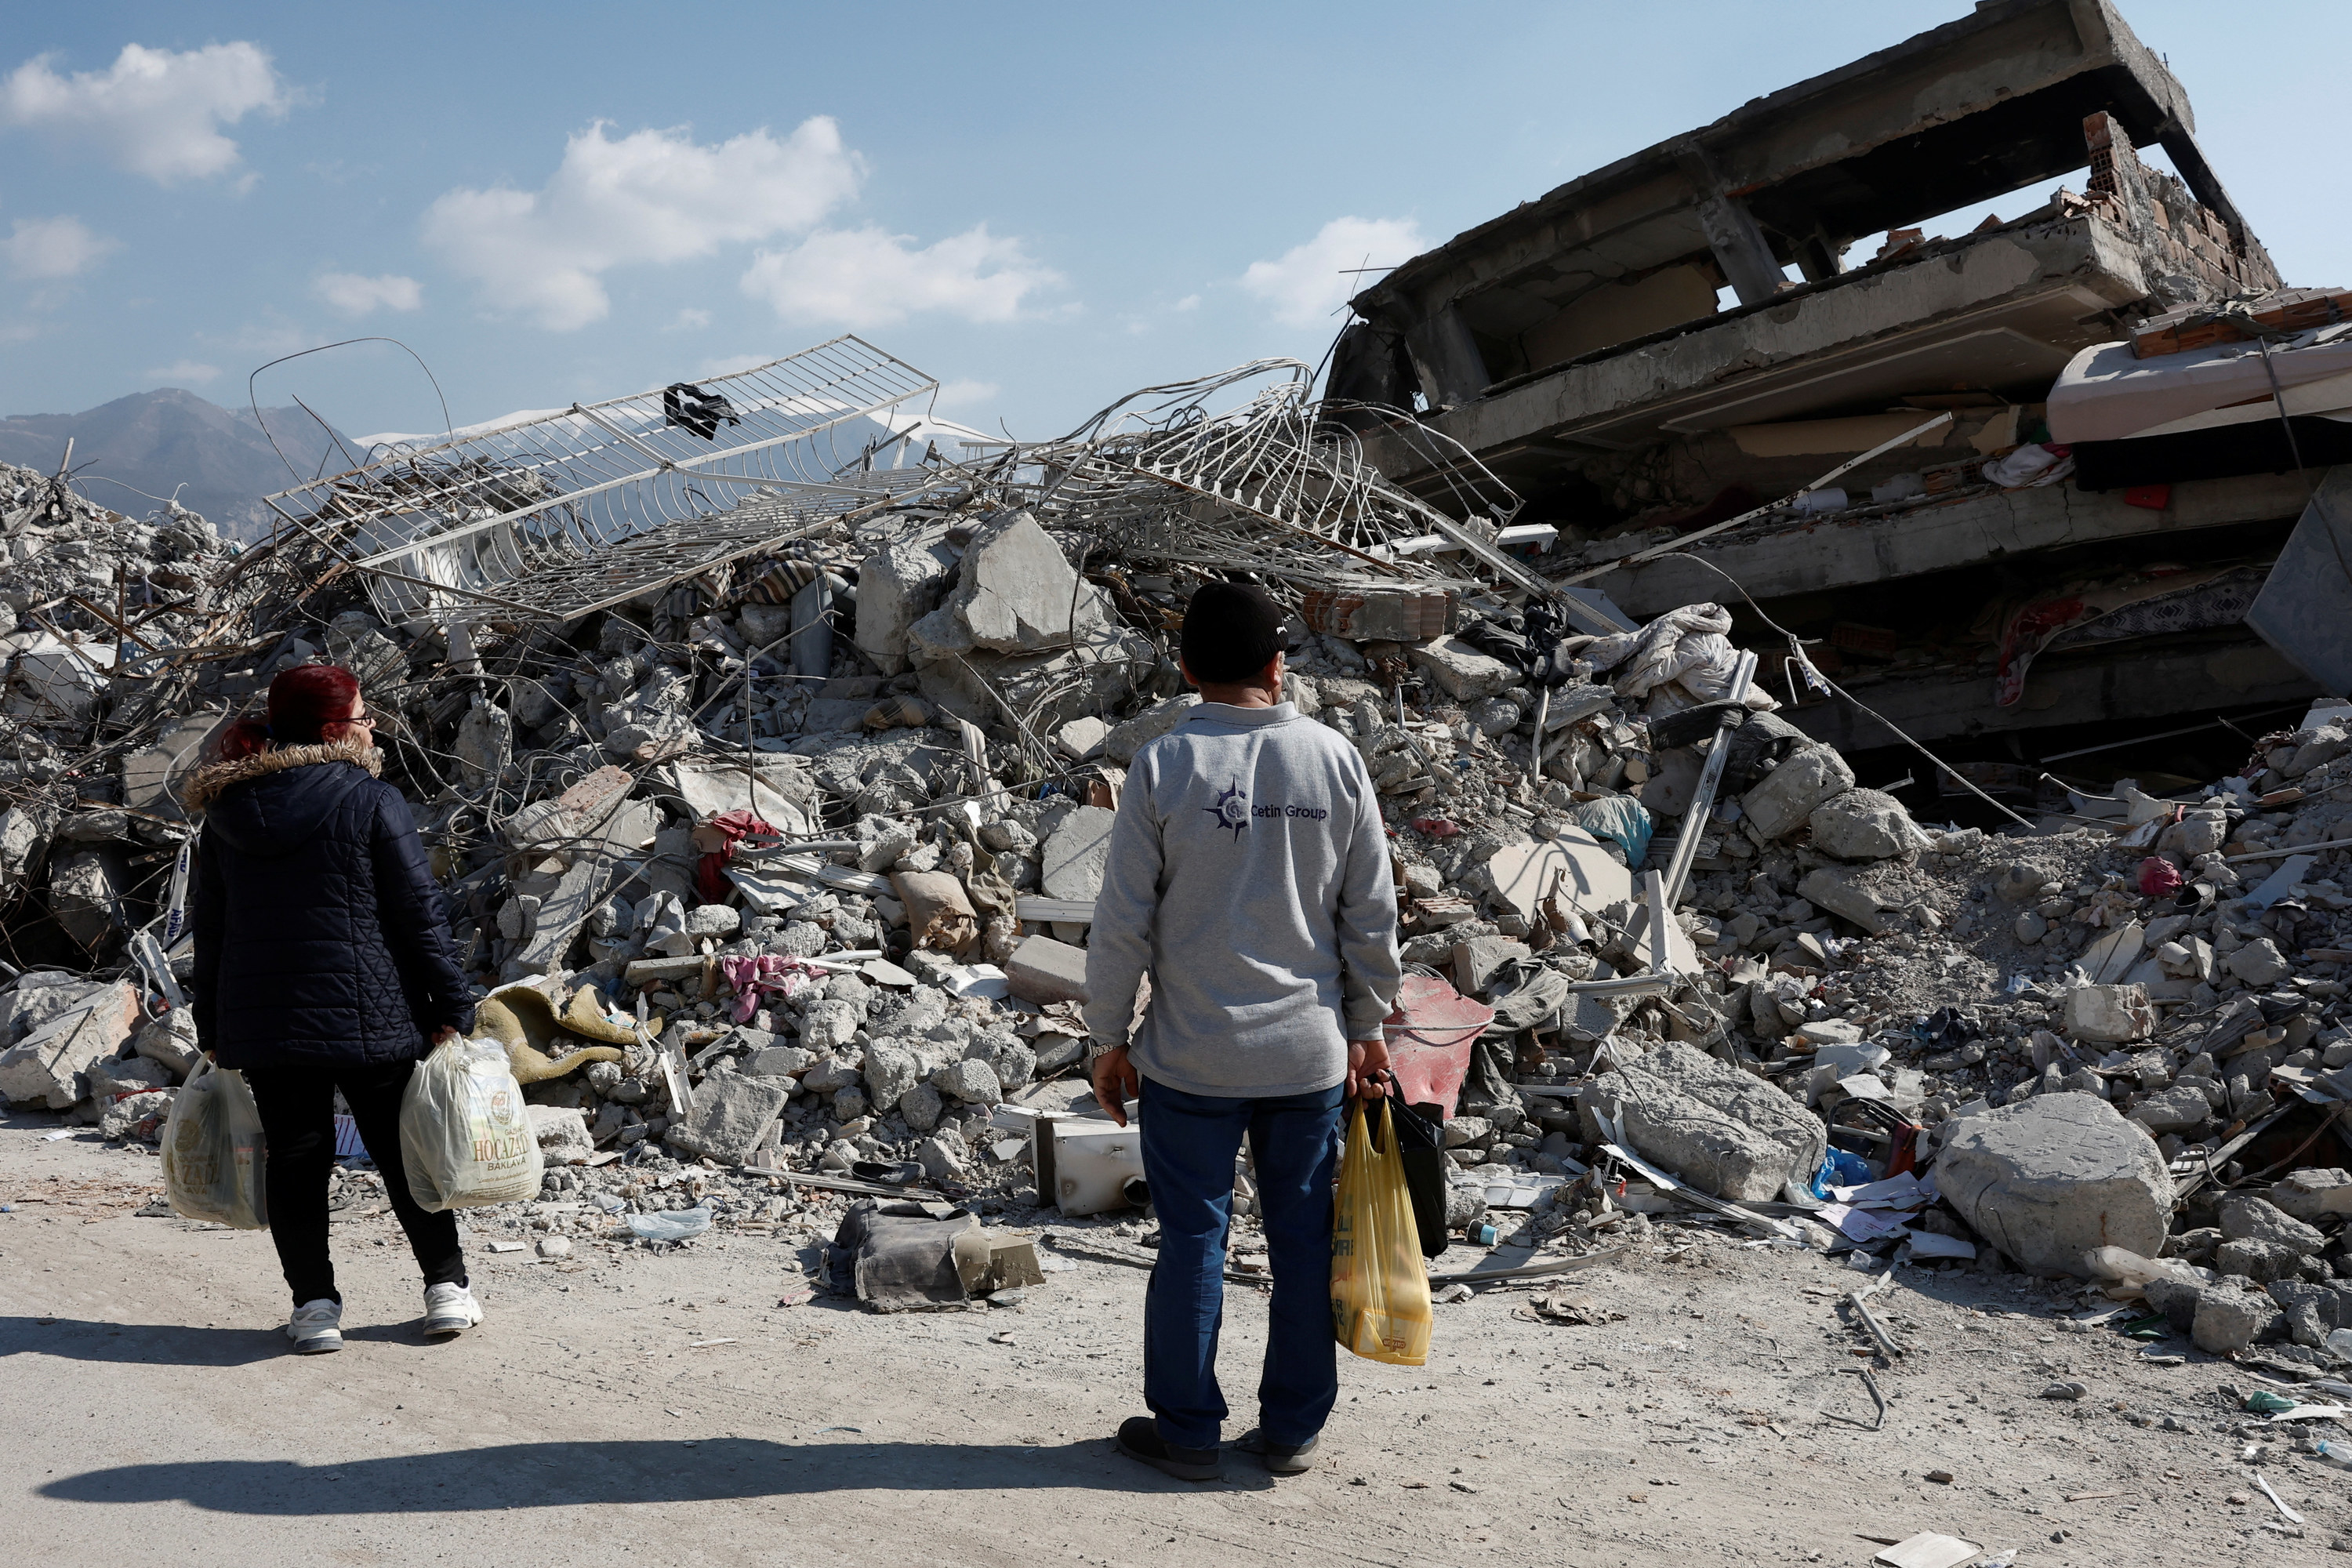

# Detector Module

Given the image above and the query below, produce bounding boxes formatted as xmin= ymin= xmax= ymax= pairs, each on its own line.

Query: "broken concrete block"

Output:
xmin=856 ymin=529 xmax=964 ymax=677
xmin=0 ymin=982 xmax=138 ymax=1109
xmin=1104 ymin=695 xmax=1199 ymax=764
xmin=932 ymin=1057 xmax=1002 ymax=1105
xmin=48 ymin=846 xmax=129 ymax=949
xmin=2218 ymin=1192 xmax=2325 ymax=1254
xmin=2213 ymin=1238 xmax=2309 ymax=1283
xmin=1795 ymin=867 xmax=1895 ymax=936
xmin=2265 ymin=1278 xmax=2352 ymax=1348
xmin=1576 ymin=1040 xmax=1825 ymax=1202
xmin=1040 ymin=805 xmax=1117 ymax=902
xmin=2270 ymin=1167 xmax=2352 ymax=1225
xmin=899 ymin=1081 xmax=944 ymax=1132
xmin=2193 ymin=1280 xmax=2285 ymax=1353
xmin=1935 ymin=1093 xmax=2172 ymax=1278
xmin=744 ymin=1044 xmax=813 ymax=1080
xmin=665 ymin=1074 xmax=789 ymax=1166
xmin=1407 ymin=635 xmax=1516 ymax=702
xmin=1008 ymin=935 xmax=1090 ymax=1007
xmin=2129 ymin=1083 xmax=2212 ymax=1134
xmin=949 ymin=512 xmax=1116 ymax=654
xmin=132 ymin=1011 xmax=201 ymax=1076
xmin=119 ymin=712 xmax=216 ymax=821
xmin=1740 ymin=744 xmax=1855 ymax=840
xmin=2225 ymin=938 xmax=2290 ymax=987
xmin=89 ymin=1054 xmax=172 ymax=1099
xmin=2 ymin=975 xmax=114 ymax=1046
xmin=1054 ymin=716 xmax=1109 ymax=761
xmin=862 ymin=1039 xmax=920 ymax=1112
xmin=2060 ymin=984 xmax=2154 ymax=1044
xmin=99 ymin=1087 xmax=174 ymax=1143
xmin=1807 ymin=788 xmax=1927 ymax=861
xmin=0 ymin=801 xmax=57 ymax=897
xmin=527 ymin=1105 xmax=595 ymax=1166
xmin=799 ymin=999 xmax=863 ymax=1056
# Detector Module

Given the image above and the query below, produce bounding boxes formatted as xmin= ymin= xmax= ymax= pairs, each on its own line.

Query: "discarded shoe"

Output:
xmin=1113 ymin=1416 xmax=1219 ymax=1482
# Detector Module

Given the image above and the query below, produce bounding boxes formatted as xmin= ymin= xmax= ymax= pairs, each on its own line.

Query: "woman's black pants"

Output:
xmin=243 ymin=1058 xmax=466 ymax=1310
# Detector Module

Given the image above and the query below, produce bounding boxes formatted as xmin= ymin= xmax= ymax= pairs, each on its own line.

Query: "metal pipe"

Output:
xmin=1660 ymin=649 xmax=1757 ymax=905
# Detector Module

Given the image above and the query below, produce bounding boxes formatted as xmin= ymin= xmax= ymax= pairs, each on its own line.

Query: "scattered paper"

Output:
xmin=1873 ymin=1531 xmax=1982 ymax=1568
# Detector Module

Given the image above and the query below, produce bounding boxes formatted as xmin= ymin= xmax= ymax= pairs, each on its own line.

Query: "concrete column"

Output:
xmin=1695 ymin=190 xmax=1788 ymax=307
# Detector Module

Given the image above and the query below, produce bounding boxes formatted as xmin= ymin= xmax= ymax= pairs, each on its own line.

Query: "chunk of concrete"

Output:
xmin=898 ymin=1081 xmax=944 ymax=1133
xmin=2265 ymin=1278 xmax=2352 ymax=1348
xmin=1575 ymin=1040 xmax=1826 ymax=1202
xmin=2060 ymin=984 xmax=2154 ymax=1044
xmin=2270 ymin=1167 xmax=2352 ymax=1225
xmin=2225 ymin=938 xmax=2290 ymax=987
xmin=1054 ymin=716 xmax=1110 ymax=761
xmin=948 ymin=513 xmax=1112 ymax=654
xmin=856 ymin=528 xmax=963 ymax=677
xmin=48 ymin=846 xmax=130 ymax=950
xmin=527 ymin=1105 xmax=595 ymax=1166
xmin=2 ymin=975 xmax=115 ymax=1045
xmin=1408 ymin=635 xmax=1516 ymax=702
xmin=1040 ymin=805 xmax=1118 ymax=902
xmin=2218 ymin=1192 xmax=2325 ymax=1255
xmin=799 ymin=999 xmax=864 ymax=1056
xmin=932 ymin=1057 xmax=1003 ymax=1105
xmin=0 ymin=980 xmax=138 ymax=1109
xmin=132 ymin=1011 xmax=201 ymax=1076
xmin=1796 ymin=867 xmax=1895 ymax=936
xmin=2213 ymin=1238 xmax=2309 ymax=1283
xmin=862 ymin=1038 xmax=920 ymax=1112
xmin=120 ymin=713 xmax=217 ymax=821
xmin=1807 ymin=788 xmax=1928 ymax=861
xmin=89 ymin=1054 xmax=172 ymax=1099
xmin=1740 ymin=744 xmax=1855 ymax=840
xmin=1935 ymin=1092 xmax=2172 ymax=1278
xmin=2128 ymin=1083 xmax=2213 ymax=1134
xmin=2193 ymin=1281 xmax=2285 ymax=1354
xmin=664 ymin=1074 xmax=789 ymax=1166
xmin=1010 ymin=935 xmax=1090 ymax=1007
xmin=744 ymin=1044 xmax=814 ymax=1080
xmin=1104 ymin=695 xmax=1199 ymax=764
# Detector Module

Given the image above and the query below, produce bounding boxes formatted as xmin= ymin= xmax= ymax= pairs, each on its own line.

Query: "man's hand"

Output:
xmin=1347 ymin=1036 xmax=1390 ymax=1100
xmin=1091 ymin=1045 xmax=1142 ymax=1127
xmin=431 ymin=1025 xmax=459 ymax=1047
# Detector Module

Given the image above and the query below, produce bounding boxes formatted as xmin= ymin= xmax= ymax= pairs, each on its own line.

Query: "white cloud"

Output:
xmin=668 ymin=307 xmax=711 ymax=331
xmin=739 ymin=224 xmax=1059 ymax=329
xmin=314 ymin=270 xmax=421 ymax=316
xmin=1242 ymin=216 xmax=1426 ymax=326
xmin=145 ymin=359 xmax=220 ymax=384
xmin=697 ymin=353 xmax=775 ymax=378
xmin=1 ymin=213 xmax=117 ymax=278
xmin=2 ymin=42 xmax=294 ymax=183
xmin=423 ymin=118 xmax=862 ymax=331
xmin=934 ymin=379 xmax=999 ymax=410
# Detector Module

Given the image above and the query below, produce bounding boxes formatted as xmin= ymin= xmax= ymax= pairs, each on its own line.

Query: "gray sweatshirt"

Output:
xmin=1082 ymin=701 xmax=1403 ymax=1098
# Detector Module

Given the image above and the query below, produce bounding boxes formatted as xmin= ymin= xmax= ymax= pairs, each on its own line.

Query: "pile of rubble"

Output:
xmin=0 ymin=343 xmax=2345 ymax=1331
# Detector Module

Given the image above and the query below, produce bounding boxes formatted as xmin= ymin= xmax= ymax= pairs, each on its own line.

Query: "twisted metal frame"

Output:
xmin=260 ymin=336 xmax=947 ymax=623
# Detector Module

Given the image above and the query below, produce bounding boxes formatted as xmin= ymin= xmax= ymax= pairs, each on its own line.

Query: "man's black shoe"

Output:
xmin=1114 ymin=1416 xmax=1221 ymax=1481
xmin=1233 ymin=1426 xmax=1319 ymax=1475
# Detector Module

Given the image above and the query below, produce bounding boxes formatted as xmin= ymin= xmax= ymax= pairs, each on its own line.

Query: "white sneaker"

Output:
xmin=422 ymin=1281 xmax=483 ymax=1336
xmin=287 ymin=1298 xmax=343 ymax=1354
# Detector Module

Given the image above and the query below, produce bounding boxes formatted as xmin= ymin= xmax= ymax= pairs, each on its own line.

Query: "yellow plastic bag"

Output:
xmin=399 ymin=1036 xmax=544 ymax=1211
xmin=1330 ymin=1098 xmax=1432 ymax=1366
xmin=160 ymin=1058 xmax=269 ymax=1229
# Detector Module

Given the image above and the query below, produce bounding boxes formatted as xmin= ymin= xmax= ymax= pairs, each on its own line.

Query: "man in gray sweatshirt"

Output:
xmin=1084 ymin=580 xmax=1402 ymax=1481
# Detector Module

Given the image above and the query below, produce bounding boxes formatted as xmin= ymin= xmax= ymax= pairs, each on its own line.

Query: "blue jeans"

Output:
xmin=1138 ymin=1076 xmax=1343 ymax=1450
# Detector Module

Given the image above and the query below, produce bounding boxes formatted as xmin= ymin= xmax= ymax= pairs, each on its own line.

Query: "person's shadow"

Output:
xmin=10 ymin=1316 xmax=1272 ymax=1502
xmin=40 ymin=1436 xmax=1266 ymax=1509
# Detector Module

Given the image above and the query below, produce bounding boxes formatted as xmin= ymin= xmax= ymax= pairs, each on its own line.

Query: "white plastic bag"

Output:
xmin=159 ymin=1058 xmax=269 ymax=1229
xmin=399 ymin=1036 xmax=543 ymax=1211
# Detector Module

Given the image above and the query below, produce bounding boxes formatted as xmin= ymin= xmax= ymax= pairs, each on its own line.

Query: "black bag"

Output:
xmin=1376 ymin=1087 xmax=1452 ymax=1259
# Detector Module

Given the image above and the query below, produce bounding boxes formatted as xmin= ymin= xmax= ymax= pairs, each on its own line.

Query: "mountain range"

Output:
xmin=0 ymin=388 xmax=361 ymax=542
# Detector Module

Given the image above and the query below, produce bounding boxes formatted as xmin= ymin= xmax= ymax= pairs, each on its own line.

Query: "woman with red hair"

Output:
xmin=183 ymin=662 xmax=482 ymax=1354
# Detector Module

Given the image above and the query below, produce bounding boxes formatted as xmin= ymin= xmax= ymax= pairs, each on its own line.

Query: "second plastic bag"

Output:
xmin=160 ymin=1057 xmax=270 ymax=1229
xmin=400 ymin=1035 xmax=544 ymax=1211
xmin=1330 ymin=1098 xmax=1432 ymax=1367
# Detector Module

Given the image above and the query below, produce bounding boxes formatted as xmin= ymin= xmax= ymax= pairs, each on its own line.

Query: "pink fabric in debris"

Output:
xmin=719 ymin=954 xmax=820 ymax=1023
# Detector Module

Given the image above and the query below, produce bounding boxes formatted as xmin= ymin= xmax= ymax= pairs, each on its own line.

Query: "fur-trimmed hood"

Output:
xmin=182 ymin=740 xmax=383 ymax=812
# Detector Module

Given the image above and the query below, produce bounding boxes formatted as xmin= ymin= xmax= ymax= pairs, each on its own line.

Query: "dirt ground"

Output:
xmin=2 ymin=1112 xmax=2340 ymax=1568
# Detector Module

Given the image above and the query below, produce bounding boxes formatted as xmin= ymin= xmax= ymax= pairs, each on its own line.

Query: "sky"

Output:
xmin=2 ymin=1 xmax=2344 ymax=448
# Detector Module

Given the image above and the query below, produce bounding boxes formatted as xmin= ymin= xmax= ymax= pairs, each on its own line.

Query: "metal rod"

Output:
xmin=1661 ymin=648 xmax=1757 ymax=905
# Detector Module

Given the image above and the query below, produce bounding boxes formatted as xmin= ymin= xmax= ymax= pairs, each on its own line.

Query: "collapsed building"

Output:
xmin=2 ymin=0 xmax=2350 ymax=1338
xmin=1333 ymin=0 xmax=2339 ymax=779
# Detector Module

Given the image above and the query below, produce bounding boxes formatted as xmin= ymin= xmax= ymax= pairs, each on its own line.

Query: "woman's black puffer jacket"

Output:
xmin=184 ymin=740 xmax=476 ymax=1069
